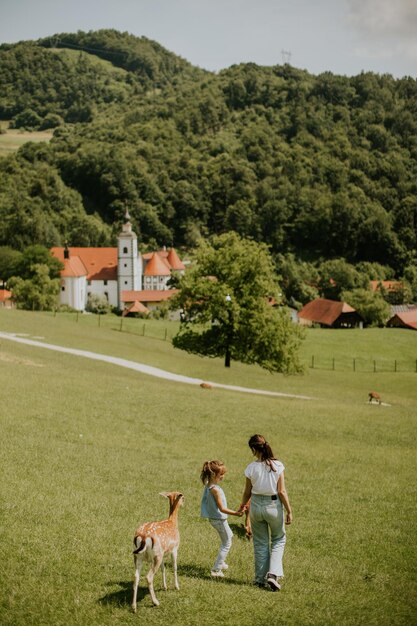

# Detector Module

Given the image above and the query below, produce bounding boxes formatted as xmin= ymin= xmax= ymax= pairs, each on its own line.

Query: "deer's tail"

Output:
xmin=133 ymin=535 xmax=154 ymax=554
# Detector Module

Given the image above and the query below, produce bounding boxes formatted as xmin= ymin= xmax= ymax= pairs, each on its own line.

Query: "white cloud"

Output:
xmin=347 ymin=0 xmax=417 ymax=61
xmin=347 ymin=0 xmax=417 ymax=37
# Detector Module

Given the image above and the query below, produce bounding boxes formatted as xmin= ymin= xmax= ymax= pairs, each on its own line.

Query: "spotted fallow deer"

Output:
xmin=132 ymin=491 xmax=184 ymax=612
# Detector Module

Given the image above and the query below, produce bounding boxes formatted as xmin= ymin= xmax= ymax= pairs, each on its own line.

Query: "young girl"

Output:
xmin=200 ymin=460 xmax=243 ymax=577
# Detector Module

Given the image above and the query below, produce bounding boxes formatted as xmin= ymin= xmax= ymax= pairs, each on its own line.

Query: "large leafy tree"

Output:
xmin=341 ymin=288 xmax=391 ymax=327
xmin=8 ymin=263 xmax=60 ymax=310
xmin=16 ymin=244 xmax=63 ymax=279
xmin=171 ymin=232 xmax=304 ymax=373
xmin=0 ymin=246 xmax=22 ymax=284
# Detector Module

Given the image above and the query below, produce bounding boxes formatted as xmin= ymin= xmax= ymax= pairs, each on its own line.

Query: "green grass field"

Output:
xmin=0 ymin=123 xmax=53 ymax=156
xmin=0 ymin=309 xmax=416 ymax=625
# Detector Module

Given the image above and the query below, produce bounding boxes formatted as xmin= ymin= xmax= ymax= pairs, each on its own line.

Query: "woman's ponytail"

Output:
xmin=248 ymin=434 xmax=276 ymax=469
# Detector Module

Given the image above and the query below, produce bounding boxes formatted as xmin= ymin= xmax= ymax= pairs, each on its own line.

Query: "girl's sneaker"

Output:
xmin=220 ymin=563 xmax=229 ymax=570
xmin=211 ymin=570 xmax=225 ymax=578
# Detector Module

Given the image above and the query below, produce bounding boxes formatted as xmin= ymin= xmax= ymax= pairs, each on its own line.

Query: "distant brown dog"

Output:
xmin=369 ymin=391 xmax=382 ymax=405
xmin=200 ymin=382 xmax=212 ymax=389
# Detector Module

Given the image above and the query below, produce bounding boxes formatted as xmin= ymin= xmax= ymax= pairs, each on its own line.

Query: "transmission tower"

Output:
xmin=281 ymin=49 xmax=292 ymax=65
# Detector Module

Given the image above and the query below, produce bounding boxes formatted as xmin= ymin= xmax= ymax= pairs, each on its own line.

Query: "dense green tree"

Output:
xmin=16 ymin=245 xmax=63 ymax=279
xmin=342 ymin=288 xmax=391 ymax=327
xmin=355 ymin=262 xmax=394 ymax=281
xmin=8 ymin=263 xmax=60 ymax=310
xmin=318 ymin=259 xmax=367 ymax=300
xmin=12 ymin=108 xmax=43 ymax=129
xmin=402 ymin=265 xmax=417 ymax=302
xmin=0 ymin=246 xmax=23 ymax=283
xmin=171 ymin=232 xmax=304 ymax=373
xmin=275 ymin=253 xmax=319 ymax=309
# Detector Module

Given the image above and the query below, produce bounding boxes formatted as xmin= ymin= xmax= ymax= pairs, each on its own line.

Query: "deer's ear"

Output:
xmin=159 ymin=492 xmax=169 ymax=498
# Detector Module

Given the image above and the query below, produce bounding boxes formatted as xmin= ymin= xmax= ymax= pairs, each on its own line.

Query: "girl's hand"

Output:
xmin=285 ymin=511 xmax=293 ymax=525
xmin=234 ymin=510 xmax=244 ymax=517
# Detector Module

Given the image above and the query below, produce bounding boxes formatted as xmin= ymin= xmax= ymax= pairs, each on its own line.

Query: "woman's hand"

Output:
xmin=285 ymin=510 xmax=293 ymax=525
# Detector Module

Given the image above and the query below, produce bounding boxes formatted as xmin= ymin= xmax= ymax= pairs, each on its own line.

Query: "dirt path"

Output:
xmin=0 ymin=331 xmax=313 ymax=400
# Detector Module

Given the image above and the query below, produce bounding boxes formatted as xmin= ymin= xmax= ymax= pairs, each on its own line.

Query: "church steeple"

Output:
xmin=117 ymin=209 xmax=142 ymax=309
xmin=121 ymin=208 xmax=133 ymax=234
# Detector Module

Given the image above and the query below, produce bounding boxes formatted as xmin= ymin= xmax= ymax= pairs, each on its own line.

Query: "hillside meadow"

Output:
xmin=0 ymin=123 xmax=53 ymax=156
xmin=0 ymin=309 xmax=416 ymax=626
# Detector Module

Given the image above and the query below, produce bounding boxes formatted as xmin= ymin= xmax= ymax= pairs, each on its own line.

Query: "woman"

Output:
xmin=239 ymin=434 xmax=293 ymax=590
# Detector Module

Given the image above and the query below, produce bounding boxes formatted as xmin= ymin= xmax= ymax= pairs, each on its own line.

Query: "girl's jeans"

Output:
xmin=209 ymin=518 xmax=233 ymax=570
xmin=250 ymin=494 xmax=286 ymax=583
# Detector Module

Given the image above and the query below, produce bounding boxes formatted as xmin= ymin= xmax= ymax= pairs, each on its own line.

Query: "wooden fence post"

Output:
xmin=353 ymin=358 xmax=356 ymax=372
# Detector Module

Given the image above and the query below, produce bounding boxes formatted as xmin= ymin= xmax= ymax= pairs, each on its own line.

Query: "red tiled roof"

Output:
xmin=0 ymin=289 xmax=12 ymax=302
xmin=51 ymin=247 xmax=118 ymax=281
xmin=60 ymin=256 xmax=88 ymax=278
xmin=143 ymin=249 xmax=169 ymax=260
xmin=298 ymin=298 xmax=357 ymax=326
xmin=123 ymin=300 xmax=150 ymax=316
xmin=143 ymin=252 xmax=171 ymax=276
xmin=370 ymin=280 xmax=402 ymax=292
xmin=167 ymin=248 xmax=185 ymax=271
xmin=121 ymin=289 xmax=178 ymax=303
xmin=387 ymin=309 xmax=417 ymax=330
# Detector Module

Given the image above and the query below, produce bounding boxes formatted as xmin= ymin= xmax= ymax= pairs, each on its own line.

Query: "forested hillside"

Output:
xmin=0 ymin=30 xmax=416 ymax=278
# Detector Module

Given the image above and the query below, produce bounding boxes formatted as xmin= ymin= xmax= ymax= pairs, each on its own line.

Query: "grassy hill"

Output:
xmin=0 ymin=30 xmax=416 ymax=269
xmin=0 ymin=309 xmax=416 ymax=625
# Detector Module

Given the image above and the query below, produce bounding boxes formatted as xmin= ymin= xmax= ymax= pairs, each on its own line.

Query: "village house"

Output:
xmin=298 ymin=298 xmax=363 ymax=328
xmin=386 ymin=307 xmax=417 ymax=330
xmin=51 ymin=211 xmax=185 ymax=314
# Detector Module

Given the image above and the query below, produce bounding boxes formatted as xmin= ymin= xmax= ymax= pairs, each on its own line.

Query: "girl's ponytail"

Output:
xmin=200 ymin=460 xmax=226 ymax=484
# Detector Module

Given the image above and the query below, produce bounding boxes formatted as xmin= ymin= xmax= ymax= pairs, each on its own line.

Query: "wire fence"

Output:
xmin=306 ymin=354 xmax=417 ymax=373
xmin=54 ymin=309 xmax=179 ymax=342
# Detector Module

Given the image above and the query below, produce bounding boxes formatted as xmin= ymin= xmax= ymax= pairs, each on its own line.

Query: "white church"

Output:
xmin=51 ymin=211 xmax=185 ymax=314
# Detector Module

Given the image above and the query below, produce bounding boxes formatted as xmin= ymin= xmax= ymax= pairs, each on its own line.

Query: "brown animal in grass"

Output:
xmin=369 ymin=391 xmax=382 ymax=405
xmin=132 ymin=491 xmax=184 ymax=611
xmin=200 ymin=382 xmax=212 ymax=389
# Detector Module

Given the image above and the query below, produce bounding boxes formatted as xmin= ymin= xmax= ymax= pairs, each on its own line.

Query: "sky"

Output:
xmin=1 ymin=0 xmax=416 ymax=79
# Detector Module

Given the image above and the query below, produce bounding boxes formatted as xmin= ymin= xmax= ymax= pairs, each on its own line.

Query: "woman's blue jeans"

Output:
xmin=250 ymin=494 xmax=286 ymax=583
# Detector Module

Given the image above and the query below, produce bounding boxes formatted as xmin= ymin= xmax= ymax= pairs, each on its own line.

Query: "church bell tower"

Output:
xmin=117 ymin=209 xmax=142 ymax=309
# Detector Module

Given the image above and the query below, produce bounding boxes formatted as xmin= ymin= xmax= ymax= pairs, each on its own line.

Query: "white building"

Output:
xmin=51 ymin=211 xmax=185 ymax=312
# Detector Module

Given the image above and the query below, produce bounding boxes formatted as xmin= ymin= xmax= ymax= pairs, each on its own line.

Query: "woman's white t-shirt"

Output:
xmin=245 ymin=459 xmax=285 ymax=495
